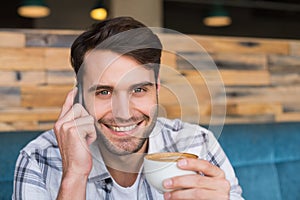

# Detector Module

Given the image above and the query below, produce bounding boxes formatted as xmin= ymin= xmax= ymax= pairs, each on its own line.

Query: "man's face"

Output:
xmin=81 ymin=50 xmax=159 ymax=155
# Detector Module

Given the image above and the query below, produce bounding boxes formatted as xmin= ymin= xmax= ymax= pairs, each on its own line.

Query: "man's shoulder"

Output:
xmin=21 ymin=129 xmax=60 ymax=158
xmin=149 ymin=118 xmax=212 ymax=155
xmin=156 ymin=117 xmax=209 ymax=134
xmin=14 ymin=130 xmax=62 ymax=195
xmin=154 ymin=118 xmax=211 ymax=147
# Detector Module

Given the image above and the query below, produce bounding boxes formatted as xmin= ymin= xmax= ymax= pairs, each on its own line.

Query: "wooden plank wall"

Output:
xmin=0 ymin=29 xmax=299 ymax=131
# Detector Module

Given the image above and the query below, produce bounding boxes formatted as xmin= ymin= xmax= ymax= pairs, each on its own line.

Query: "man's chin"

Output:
xmin=98 ymin=135 xmax=148 ymax=156
xmin=95 ymin=115 xmax=157 ymax=155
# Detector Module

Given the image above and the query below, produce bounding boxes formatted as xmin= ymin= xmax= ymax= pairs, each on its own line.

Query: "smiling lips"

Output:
xmin=104 ymin=120 xmax=144 ymax=134
xmin=109 ymin=124 xmax=137 ymax=132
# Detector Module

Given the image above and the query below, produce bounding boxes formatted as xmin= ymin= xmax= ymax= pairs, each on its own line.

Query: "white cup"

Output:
xmin=143 ymin=152 xmax=198 ymax=193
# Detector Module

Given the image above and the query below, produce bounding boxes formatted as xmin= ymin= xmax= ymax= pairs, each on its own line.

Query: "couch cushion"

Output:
xmin=234 ymin=163 xmax=282 ymax=200
xmin=0 ymin=131 xmax=41 ymax=199
xmin=276 ymin=160 xmax=300 ymax=200
xmin=274 ymin=123 xmax=300 ymax=163
xmin=218 ymin=123 xmax=275 ymax=167
xmin=218 ymin=122 xmax=300 ymax=200
xmin=218 ymin=122 xmax=300 ymax=167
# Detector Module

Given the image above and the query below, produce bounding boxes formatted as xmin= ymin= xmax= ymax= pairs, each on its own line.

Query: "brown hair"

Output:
xmin=70 ymin=16 xmax=162 ymax=81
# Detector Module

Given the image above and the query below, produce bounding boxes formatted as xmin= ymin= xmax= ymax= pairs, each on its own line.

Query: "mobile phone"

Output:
xmin=74 ymin=83 xmax=83 ymax=105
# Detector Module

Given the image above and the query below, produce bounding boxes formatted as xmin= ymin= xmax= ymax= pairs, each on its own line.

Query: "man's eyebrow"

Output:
xmin=129 ymin=82 xmax=155 ymax=90
xmin=88 ymin=85 xmax=113 ymax=93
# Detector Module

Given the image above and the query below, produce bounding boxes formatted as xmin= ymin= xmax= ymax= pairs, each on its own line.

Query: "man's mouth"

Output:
xmin=102 ymin=120 xmax=144 ymax=133
xmin=108 ymin=124 xmax=137 ymax=132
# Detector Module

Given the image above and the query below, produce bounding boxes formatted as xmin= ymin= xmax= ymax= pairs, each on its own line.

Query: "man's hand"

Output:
xmin=54 ymin=88 xmax=97 ymax=199
xmin=163 ymin=159 xmax=230 ymax=200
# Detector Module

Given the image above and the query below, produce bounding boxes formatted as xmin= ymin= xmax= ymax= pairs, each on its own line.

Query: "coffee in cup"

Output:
xmin=143 ymin=152 xmax=198 ymax=193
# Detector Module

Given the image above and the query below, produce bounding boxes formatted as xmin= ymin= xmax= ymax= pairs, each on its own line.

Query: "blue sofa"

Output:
xmin=218 ymin=122 xmax=300 ymax=200
xmin=1 ymin=122 xmax=300 ymax=199
xmin=0 ymin=131 xmax=40 ymax=200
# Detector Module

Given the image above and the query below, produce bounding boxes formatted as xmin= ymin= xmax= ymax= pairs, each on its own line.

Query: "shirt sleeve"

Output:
xmin=12 ymin=151 xmax=51 ymax=200
xmin=205 ymin=130 xmax=244 ymax=200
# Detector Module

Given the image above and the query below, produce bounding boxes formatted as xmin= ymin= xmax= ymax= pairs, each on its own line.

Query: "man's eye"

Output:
xmin=133 ymin=88 xmax=145 ymax=93
xmin=96 ymin=90 xmax=111 ymax=96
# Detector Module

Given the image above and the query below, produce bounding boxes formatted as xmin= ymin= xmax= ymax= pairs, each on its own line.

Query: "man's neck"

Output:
xmin=107 ymin=166 xmax=140 ymax=187
xmin=98 ymin=140 xmax=148 ymax=187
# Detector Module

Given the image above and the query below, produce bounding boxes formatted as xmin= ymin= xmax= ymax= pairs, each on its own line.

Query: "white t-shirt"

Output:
xmin=111 ymin=172 xmax=144 ymax=200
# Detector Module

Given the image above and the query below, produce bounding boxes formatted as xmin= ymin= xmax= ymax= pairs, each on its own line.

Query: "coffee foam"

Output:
xmin=145 ymin=152 xmax=198 ymax=162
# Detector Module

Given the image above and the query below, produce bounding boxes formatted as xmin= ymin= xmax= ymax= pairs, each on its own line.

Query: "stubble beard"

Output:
xmin=96 ymin=106 xmax=158 ymax=156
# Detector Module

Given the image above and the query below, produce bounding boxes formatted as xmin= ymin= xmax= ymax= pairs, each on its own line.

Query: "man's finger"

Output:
xmin=177 ymin=159 xmax=225 ymax=178
xmin=71 ymin=117 xmax=97 ymax=146
xmin=58 ymin=87 xmax=78 ymax=119
xmin=58 ymin=115 xmax=96 ymax=146
xmin=60 ymin=103 xmax=90 ymax=123
xmin=72 ymin=115 xmax=97 ymax=145
xmin=163 ymin=174 xmax=222 ymax=191
xmin=164 ymin=187 xmax=228 ymax=200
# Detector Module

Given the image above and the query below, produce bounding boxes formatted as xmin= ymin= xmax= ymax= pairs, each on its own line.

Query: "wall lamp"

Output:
xmin=90 ymin=0 xmax=108 ymax=21
xmin=17 ymin=0 xmax=50 ymax=18
xmin=203 ymin=4 xmax=232 ymax=27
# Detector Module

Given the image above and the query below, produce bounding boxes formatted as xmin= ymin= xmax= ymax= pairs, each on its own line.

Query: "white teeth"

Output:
xmin=110 ymin=124 xmax=137 ymax=132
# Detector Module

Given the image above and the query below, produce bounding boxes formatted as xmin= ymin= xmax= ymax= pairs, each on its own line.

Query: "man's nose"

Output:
xmin=111 ymin=92 xmax=132 ymax=120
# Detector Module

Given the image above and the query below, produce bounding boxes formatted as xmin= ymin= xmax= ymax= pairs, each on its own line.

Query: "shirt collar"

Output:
xmin=88 ymin=141 xmax=110 ymax=182
xmin=148 ymin=118 xmax=166 ymax=154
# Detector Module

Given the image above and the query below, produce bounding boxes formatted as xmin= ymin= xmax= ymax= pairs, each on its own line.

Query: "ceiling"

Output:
xmin=1 ymin=0 xmax=300 ymax=39
xmin=164 ymin=0 xmax=300 ymax=39
xmin=0 ymin=0 xmax=97 ymax=30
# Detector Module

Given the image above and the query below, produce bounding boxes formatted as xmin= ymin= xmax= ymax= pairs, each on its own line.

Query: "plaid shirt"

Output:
xmin=13 ymin=117 xmax=243 ymax=200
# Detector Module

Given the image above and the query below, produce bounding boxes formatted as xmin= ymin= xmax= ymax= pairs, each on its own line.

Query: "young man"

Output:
xmin=13 ymin=17 xmax=243 ymax=200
